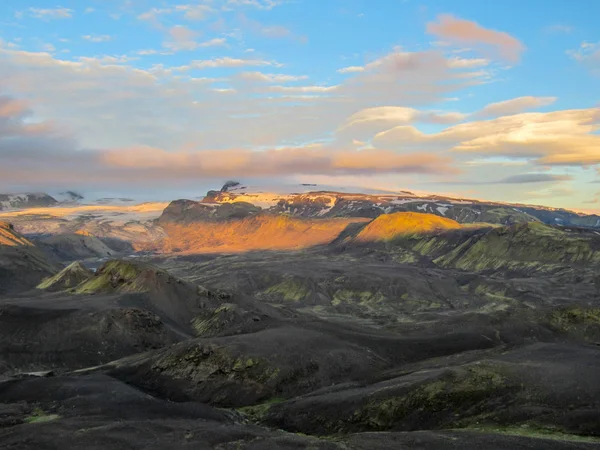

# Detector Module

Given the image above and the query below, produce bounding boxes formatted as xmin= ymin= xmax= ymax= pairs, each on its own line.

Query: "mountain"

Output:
xmin=0 ymin=221 xmax=61 ymax=294
xmin=34 ymin=232 xmax=119 ymax=261
xmin=36 ymin=261 xmax=94 ymax=292
xmin=0 ymin=193 xmax=57 ymax=210
xmin=196 ymin=181 xmax=600 ymax=229
xmin=3 ymin=184 xmax=600 ymax=448
xmin=151 ymin=213 xmax=369 ymax=254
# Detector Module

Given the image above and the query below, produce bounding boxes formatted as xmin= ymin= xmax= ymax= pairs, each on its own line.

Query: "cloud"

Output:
xmin=268 ymin=85 xmax=338 ymax=93
xmin=0 ymin=94 xmax=456 ymax=189
xmin=177 ymin=4 xmax=215 ymax=21
xmin=83 ymin=35 xmax=113 ymax=43
xmin=337 ymin=66 xmax=365 ymax=74
xmin=337 ymin=106 xmax=467 ymax=141
xmin=175 ymin=57 xmax=279 ymax=71
xmin=163 ymin=25 xmax=200 ymax=51
xmin=568 ymin=41 xmax=600 ymax=74
xmin=545 ymin=24 xmax=573 ymax=34
xmin=447 ymin=57 xmax=490 ymax=68
xmin=138 ymin=4 xmax=215 ymax=24
xmin=17 ymin=7 xmax=73 ymax=20
xmin=374 ymin=108 xmax=600 ymax=167
xmin=101 ymin=145 xmax=456 ymax=178
xmin=239 ymin=72 xmax=308 ymax=82
xmin=0 ymin=96 xmax=29 ymax=118
xmin=525 ymin=186 xmax=576 ymax=199
xmin=474 ymin=96 xmax=557 ymax=118
xmin=225 ymin=0 xmax=284 ymax=10
xmin=0 ymin=43 xmax=495 ymax=184
xmin=495 ymin=173 xmax=573 ymax=184
xmin=426 ymin=14 xmax=525 ymax=63
xmin=238 ymin=13 xmax=302 ymax=41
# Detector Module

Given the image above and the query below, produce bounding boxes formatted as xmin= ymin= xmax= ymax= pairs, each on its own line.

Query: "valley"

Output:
xmin=0 ymin=184 xmax=599 ymax=449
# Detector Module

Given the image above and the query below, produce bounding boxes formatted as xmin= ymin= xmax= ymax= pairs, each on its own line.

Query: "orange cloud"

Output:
xmin=101 ymin=145 xmax=457 ymax=177
xmin=474 ymin=96 xmax=557 ymax=118
xmin=427 ymin=14 xmax=525 ymax=63
xmin=374 ymin=108 xmax=600 ymax=167
xmin=0 ymin=96 xmax=29 ymax=118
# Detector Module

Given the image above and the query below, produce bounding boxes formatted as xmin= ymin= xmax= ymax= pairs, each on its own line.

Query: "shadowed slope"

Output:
xmin=0 ymin=222 xmax=60 ymax=294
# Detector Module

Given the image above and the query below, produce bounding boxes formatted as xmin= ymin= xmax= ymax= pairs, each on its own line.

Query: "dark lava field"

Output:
xmin=1 ymin=213 xmax=600 ymax=449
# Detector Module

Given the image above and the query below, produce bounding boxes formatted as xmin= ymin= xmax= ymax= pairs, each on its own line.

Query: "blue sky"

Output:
xmin=0 ymin=0 xmax=599 ymax=211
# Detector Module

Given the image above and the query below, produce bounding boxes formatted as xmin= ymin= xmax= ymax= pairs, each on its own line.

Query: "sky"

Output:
xmin=0 ymin=0 xmax=599 ymax=211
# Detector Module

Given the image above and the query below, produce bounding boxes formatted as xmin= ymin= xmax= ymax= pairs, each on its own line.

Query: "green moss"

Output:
xmin=463 ymin=425 xmax=600 ymax=443
xmin=331 ymin=289 xmax=387 ymax=307
xmin=153 ymin=345 xmax=282 ymax=392
xmin=37 ymin=261 xmax=93 ymax=291
xmin=423 ymin=223 xmax=600 ymax=273
xmin=25 ymin=407 xmax=60 ymax=424
xmin=550 ymin=307 xmax=600 ymax=340
xmin=551 ymin=307 xmax=600 ymax=327
xmin=264 ymin=278 xmax=311 ymax=302
xmin=237 ymin=397 xmax=286 ymax=422
xmin=74 ymin=260 xmax=149 ymax=294
xmin=349 ymin=364 xmax=510 ymax=432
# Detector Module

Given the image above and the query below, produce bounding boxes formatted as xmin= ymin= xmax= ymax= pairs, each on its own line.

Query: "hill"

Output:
xmin=354 ymin=212 xmax=462 ymax=242
xmin=0 ymin=222 xmax=60 ymax=294
xmin=149 ymin=212 xmax=369 ymax=254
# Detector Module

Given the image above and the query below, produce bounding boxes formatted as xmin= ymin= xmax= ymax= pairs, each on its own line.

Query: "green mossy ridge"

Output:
xmin=25 ymin=407 xmax=60 ymax=424
xmin=331 ymin=289 xmax=387 ymax=307
xmin=477 ymin=208 xmax=539 ymax=225
xmin=191 ymin=303 xmax=238 ymax=336
xmin=551 ymin=307 xmax=600 ymax=327
xmin=550 ymin=307 xmax=600 ymax=341
xmin=238 ymin=397 xmax=286 ymax=422
xmin=74 ymin=260 xmax=160 ymax=294
xmin=264 ymin=278 xmax=312 ymax=302
xmin=346 ymin=364 xmax=512 ymax=432
xmin=37 ymin=261 xmax=93 ymax=291
xmin=153 ymin=344 xmax=281 ymax=390
xmin=398 ymin=222 xmax=600 ymax=273
xmin=463 ymin=425 xmax=600 ymax=443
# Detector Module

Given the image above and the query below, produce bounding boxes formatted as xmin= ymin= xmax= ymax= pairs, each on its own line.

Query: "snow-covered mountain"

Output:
xmin=192 ymin=181 xmax=600 ymax=229
xmin=0 ymin=193 xmax=58 ymax=210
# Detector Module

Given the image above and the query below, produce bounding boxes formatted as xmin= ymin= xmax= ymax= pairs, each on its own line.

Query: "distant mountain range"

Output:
xmin=0 ymin=193 xmax=57 ymax=210
xmin=159 ymin=181 xmax=600 ymax=229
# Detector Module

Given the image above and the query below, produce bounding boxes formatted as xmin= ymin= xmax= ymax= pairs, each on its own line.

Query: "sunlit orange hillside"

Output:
xmin=355 ymin=212 xmax=461 ymax=242
xmin=0 ymin=222 xmax=32 ymax=247
xmin=145 ymin=215 xmax=370 ymax=254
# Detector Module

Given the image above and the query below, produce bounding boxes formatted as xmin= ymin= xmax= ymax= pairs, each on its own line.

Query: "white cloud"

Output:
xmin=568 ymin=41 xmax=600 ymax=74
xmin=225 ymin=0 xmax=285 ymax=10
xmin=447 ymin=57 xmax=490 ymax=68
xmin=239 ymin=72 xmax=308 ymax=82
xmin=337 ymin=66 xmax=365 ymax=74
xmin=18 ymin=7 xmax=73 ymax=20
xmin=83 ymin=35 xmax=113 ymax=43
xmin=546 ymin=24 xmax=573 ymax=34
xmin=175 ymin=57 xmax=281 ymax=71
